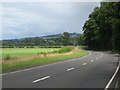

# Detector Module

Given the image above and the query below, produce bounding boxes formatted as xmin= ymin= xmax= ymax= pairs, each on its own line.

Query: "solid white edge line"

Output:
xmin=67 ymin=68 xmax=74 ymax=72
xmin=104 ymin=61 xmax=120 ymax=90
xmin=32 ymin=76 xmax=50 ymax=83
xmin=1 ymin=52 xmax=91 ymax=76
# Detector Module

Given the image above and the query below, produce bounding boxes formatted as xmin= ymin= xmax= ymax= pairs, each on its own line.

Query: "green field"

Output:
xmin=1 ymin=46 xmax=89 ymax=72
xmin=2 ymin=50 xmax=88 ymax=72
xmin=2 ymin=48 xmax=60 ymax=60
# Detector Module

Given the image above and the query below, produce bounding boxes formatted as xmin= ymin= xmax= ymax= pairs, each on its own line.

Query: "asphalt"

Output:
xmin=2 ymin=51 xmax=119 ymax=88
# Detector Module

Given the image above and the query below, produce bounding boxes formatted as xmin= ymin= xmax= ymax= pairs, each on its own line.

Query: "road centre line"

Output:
xmin=32 ymin=76 xmax=50 ymax=83
xmin=82 ymin=63 xmax=87 ymax=65
xmin=101 ymin=53 xmax=103 ymax=56
xmin=91 ymin=60 xmax=94 ymax=62
xmin=67 ymin=68 xmax=74 ymax=71
xmin=99 ymin=53 xmax=103 ymax=58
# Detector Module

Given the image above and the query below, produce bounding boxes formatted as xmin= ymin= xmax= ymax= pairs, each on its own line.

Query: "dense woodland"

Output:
xmin=82 ymin=2 xmax=120 ymax=52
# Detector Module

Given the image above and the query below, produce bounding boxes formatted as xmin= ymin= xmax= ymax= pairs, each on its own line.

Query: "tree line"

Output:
xmin=82 ymin=2 xmax=120 ymax=52
xmin=1 ymin=32 xmax=82 ymax=47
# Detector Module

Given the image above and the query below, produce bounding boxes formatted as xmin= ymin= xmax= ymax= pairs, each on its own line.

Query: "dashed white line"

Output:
xmin=67 ymin=68 xmax=74 ymax=71
xmin=82 ymin=63 xmax=87 ymax=66
xmin=91 ymin=60 xmax=94 ymax=62
xmin=97 ymin=52 xmax=103 ymax=58
xmin=101 ymin=53 xmax=103 ymax=56
xmin=32 ymin=76 xmax=50 ymax=83
xmin=99 ymin=53 xmax=103 ymax=58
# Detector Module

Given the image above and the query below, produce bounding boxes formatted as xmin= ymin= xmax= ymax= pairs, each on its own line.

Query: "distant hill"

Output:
xmin=1 ymin=32 xmax=81 ymax=46
xmin=42 ymin=33 xmax=80 ymax=39
xmin=1 ymin=33 xmax=80 ymax=41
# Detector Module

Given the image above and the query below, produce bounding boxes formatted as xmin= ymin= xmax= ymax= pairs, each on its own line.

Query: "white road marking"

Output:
xmin=2 ymin=52 xmax=91 ymax=76
xmin=104 ymin=61 xmax=120 ymax=90
xmin=33 ymin=76 xmax=50 ymax=83
xmin=96 ymin=58 xmax=98 ymax=60
xmin=99 ymin=53 xmax=103 ymax=58
xmin=101 ymin=53 xmax=103 ymax=56
xmin=82 ymin=63 xmax=87 ymax=66
xmin=91 ymin=60 xmax=94 ymax=62
xmin=67 ymin=68 xmax=74 ymax=71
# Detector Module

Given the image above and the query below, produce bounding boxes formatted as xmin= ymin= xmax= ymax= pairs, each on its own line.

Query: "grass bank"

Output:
xmin=2 ymin=49 xmax=88 ymax=73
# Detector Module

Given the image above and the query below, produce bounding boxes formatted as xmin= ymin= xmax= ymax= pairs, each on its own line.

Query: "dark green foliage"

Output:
xmin=111 ymin=2 xmax=120 ymax=51
xmin=17 ymin=46 xmax=25 ymax=48
xmin=4 ymin=54 xmax=17 ymax=60
xmin=4 ymin=54 xmax=11 ymax=60
xmin=42 ymin=52 xmax=47 ymax=56
xmin=57 ymin=47 xmax=72 ymax=53
xmin=1 ymin=32 xmax=81 ymax=47
xmin=78 ymin=34 xmax=84 ymax=45
xmin=82 ymin=2 xmax=120 ymax=51
xmin=0 ymin=46 xmax=14 ymax=48
xmin=61 ymin=32 xmax=71 ymax=46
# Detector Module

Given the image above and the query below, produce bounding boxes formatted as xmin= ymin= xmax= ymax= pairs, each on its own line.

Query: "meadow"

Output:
xmin=1 ymin=46 xmax=89 ymax=73
xmin=2 ymin=48 xmax=60 ymax=60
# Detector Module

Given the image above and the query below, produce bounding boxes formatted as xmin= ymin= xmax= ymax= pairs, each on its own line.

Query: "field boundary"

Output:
xmin=1 ymin=49 xmax=89 ymax=75
xmin=2 ymin=48 xmax=77 ymax=64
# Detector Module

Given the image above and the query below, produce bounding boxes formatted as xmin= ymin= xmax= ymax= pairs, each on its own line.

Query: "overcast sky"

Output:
xmin=2 ymin=2 xmax=100 ymax=40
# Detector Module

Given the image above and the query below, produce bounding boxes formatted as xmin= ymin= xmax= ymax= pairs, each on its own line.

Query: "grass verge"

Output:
xmin=2 ymin=50 xmax=88 ymax=73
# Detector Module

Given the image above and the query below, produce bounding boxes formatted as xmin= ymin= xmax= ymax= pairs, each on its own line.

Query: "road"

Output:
xmin=2 ymin=51 xmax=119 ymax=88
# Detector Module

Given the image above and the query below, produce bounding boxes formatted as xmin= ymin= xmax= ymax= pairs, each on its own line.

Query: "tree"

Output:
xmin=78 ymin=34 xmax=84 ymax=45
xmin=33 ymin=37 xmax=44 ymax=46
xmin=111 ymin=2 xmax=120 ymax=51
xmin=82 ymin=2 xmax=120 ymax=51
xmin=61 ymin=32 xmax=71 ymax=46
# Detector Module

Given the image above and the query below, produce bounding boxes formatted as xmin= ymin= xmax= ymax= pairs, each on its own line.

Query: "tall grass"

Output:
xmin=2 ymin=47 xmax=73 ymax=60
xmin=2 ymin=50 xmax=89 ymax=72
xmin=4 ymin=54 xmax=11 ymax=60
xmin=57 ymin=47 xmax=73 ymax=53
xmin=53 ymin=47 xmax=73 ymax=53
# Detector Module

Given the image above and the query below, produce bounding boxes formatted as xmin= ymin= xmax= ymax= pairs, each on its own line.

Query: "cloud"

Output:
xmin=2 ymin=2 xmax=100 ymax=40
xmin=3 ymin=7 xmax=44 ymax=27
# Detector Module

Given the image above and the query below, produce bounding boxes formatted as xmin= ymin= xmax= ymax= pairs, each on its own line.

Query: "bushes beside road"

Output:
xmin=53 ymin=47 xmax=73 ymax=53
xmin=2 ymin=48 xmax=89 ymax=73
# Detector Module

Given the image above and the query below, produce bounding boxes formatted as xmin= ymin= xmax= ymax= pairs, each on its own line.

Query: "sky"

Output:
xmin=1 ymin=2 xmax=100 ymax=40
